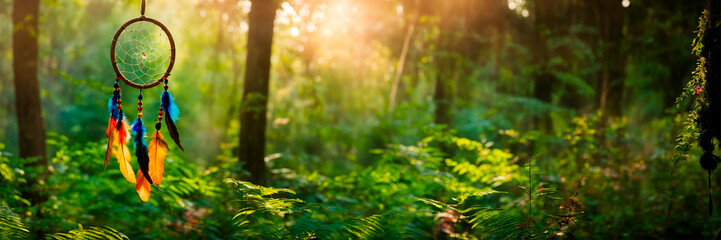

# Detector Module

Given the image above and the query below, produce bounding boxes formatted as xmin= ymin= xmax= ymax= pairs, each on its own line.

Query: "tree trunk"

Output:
xmin=13 ymin=0 xmax=47 ymax=186
xmin=13 ymin=0 xmax=47 ymax=237
xmin=389 ymin=20 xmax=415 ymax=113
xmin=595 ymin=0 xmax=627 ymax=118
xmin=531 ymin=0 xmax=555 ymax=133
xmin=13 ymin=0 xmax=46 ymax=164
xmin=433 ymin=2 xmax=456 ymax=127
xmin=238 ymin=0 xmax=278 ymax=186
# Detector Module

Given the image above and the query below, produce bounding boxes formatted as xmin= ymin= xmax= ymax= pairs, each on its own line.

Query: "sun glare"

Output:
xmin=507 ymin=0 xmax=529 ymax=17
xmin=277 ymin=0 xmax=367 ymax=41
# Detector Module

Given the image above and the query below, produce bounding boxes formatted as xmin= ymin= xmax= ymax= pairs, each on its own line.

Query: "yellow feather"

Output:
xmin=114 ymin=143 xmax=136 ymax=183
xmin=148 ymin=131 xmax=168 ymax=185
xmin=135 ymin=170 xmax=151 ymax=202
xmin=113 ymin=121 xmax=135 ymax=184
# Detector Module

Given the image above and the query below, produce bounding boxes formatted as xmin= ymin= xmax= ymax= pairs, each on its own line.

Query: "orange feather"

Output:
xmin=104 ymin=118 xmax=116 ymax=170
xmin=136 ymin=170 xmax=151 ymax=202
xmin=148 ymin=131 xmax=168 ymax=185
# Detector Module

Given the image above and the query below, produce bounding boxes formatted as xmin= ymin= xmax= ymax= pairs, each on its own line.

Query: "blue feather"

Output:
xmin=108 ymin=95 xmax=119 ymax=120
xmin=131 ymin=118 xmax=154 ymax=186
xmin=161 ymin=91 xmax=180 ymax=122
xmin=108 ymin=96 xmax=114 ymax=114
xmin=131 ymin=119 xmax=146 ymax=141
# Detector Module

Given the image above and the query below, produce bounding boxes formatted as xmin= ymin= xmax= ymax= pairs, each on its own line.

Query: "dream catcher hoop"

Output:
xmin=105 ymin=0 xmax=184 ymax=202
xmin=110 ymin=2 xmax=175 ymax=89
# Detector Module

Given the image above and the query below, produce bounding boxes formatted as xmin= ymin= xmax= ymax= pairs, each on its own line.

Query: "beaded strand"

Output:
xmin=137 ymin=90 xmax=143 ymax=118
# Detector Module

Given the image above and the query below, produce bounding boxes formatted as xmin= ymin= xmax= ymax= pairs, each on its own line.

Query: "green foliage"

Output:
xmin=0 ymin=205 xmax=29 ymax=240
xmin=47 ymin=226 xmax=129 ymax=240
xmin=415 ymin=191 xmax=528 ymax=239
xmin=674 ymin=10 xmax=709 ymax=168
xmin=413 ymin=161 xmax=579 ymax=240
xmin=228 ymin=179 xmax=384 ymax=239
xmin=1 ymin=205 xmax=128 ymax=240
xmin=0 ymin=133 xmax=235 ymax=239
xmin=0 ymin=144 xmax=31 ymax=208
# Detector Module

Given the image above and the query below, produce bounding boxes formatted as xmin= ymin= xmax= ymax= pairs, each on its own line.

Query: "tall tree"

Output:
xmin=432 ymin=1 xmax=458 ymax=127
xmin=13 ymin=0 xmax=47 ymax=237
xmin=530 ymin=0 xmax=558 ymax=132
xmin=13 ymin=0 xmax=47 ymax=194
xmin=588 ymin=0 xmax=627 ymax=118
xmin=238 ymin=0 xmax=279 ymax=186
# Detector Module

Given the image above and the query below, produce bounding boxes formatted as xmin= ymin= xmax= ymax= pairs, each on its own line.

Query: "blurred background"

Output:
xmin=0 ymin=0 xmax=715 ymax=239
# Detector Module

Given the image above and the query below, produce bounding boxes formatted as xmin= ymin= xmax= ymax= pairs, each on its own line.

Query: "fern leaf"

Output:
xmin=0 ymin=205 xmax=29 ymax=240
xmin=46 ymin=226 xmax=128 ymax=240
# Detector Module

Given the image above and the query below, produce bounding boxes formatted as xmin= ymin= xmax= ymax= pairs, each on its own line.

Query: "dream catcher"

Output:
xmin=105 ymin=0 xmax=183 ymax=202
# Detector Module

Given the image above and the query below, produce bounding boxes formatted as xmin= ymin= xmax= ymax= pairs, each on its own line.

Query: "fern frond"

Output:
xmin=467 ymin=208 xmax=526 ymax=240
xmin=46 ymin=226 xmax=128 ymax=240
xmin=400 ymin=224 xmax=429 ymax=240
xmin=0 ymin=205 xmax=29 ymax=240
xmin=226 ymin=178 xmax=296 ymax=196
xmin=413 ymin=197 xmax=458 ymax=211
xmin=336 ymin=214 xmax=384 ymax=239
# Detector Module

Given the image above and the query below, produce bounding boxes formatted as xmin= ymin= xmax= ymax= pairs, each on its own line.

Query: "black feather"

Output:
xmin=165 ymin=111 xmax=184 ymax=151
xmin=132 ymin=119 xmax=154 ymax=186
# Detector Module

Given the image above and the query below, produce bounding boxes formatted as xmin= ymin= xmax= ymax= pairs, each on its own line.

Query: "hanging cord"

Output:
xmin=140 ymin=0 xmax=146 ymax=16
xmin=137 ymin=89 xmax=144 ymax=119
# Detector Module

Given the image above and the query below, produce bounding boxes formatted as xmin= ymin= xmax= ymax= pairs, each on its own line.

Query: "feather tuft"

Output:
xmin=105 ymin=94 xmax=121 ymax=169
xmin=131 ymin=119 xmax=146 ymax=137
xmin=148 ymin=131 xmax=168 ymax=185
xmin=161 ymin=91 xmax=180 ymax=122
xmin=132 ymin=119 xmax=154 ymax=186
xmin=108 ymin=95 xmax=120 ymax=120
xmin=117 ymin=117 xmax=130 ymax=145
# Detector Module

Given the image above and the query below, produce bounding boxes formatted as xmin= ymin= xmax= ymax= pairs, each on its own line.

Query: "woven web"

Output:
xmin=114 ymin=21 xmax=171 ymax=86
